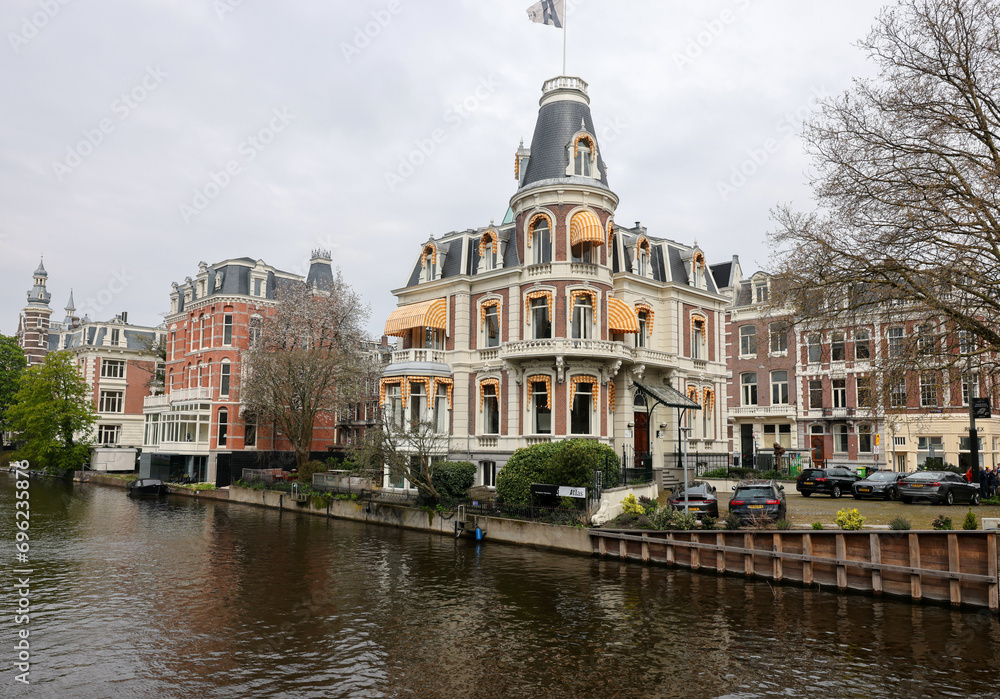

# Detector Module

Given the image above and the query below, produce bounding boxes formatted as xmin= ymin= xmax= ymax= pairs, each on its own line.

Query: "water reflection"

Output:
xmin=1 ymin=475 xmax=999 ymax=698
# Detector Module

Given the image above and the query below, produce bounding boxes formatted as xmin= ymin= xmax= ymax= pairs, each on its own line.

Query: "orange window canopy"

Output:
xmin=608 ymin=298 xmax=639 ymax=333
xmin=384 ymin=298 xmax=447 ymax=337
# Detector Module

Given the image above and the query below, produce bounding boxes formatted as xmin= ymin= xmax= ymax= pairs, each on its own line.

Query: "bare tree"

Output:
xmin=349 ymin=418 xmax=450 ymax=502
xmin=769 ymin=0 xmax=1000 ymax=384
xmin=240 ymin=273 xmax=372 ymax=468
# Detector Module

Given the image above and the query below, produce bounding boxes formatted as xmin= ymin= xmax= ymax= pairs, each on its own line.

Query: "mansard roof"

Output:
xmin=402 ymin=224 xmax=519 ymax=288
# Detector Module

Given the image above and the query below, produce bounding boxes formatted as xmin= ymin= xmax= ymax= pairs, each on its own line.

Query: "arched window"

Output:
xmin=636 ymin=237 xmax=651 ymax=277
xmin=218 ymin=408 xmax=229 ymax=447
xmin=527 ymin=213 xmax=552 ymax=265
xmin=570 ymin=290 xmax=596 ymax=340
xmin=571 ymin=134 xmax=597 ymax=177
xmin=220 ymin=359 xmax=231 ymax=396
xmin=527 ymin=375 xmax=552 ymax=434
xmin=421 ymin=244 xmax=437 ymax=282
xmin=480 ymin=378 xmax=500 ymax=435
xmin=479 ymin=231 xmax=499 ymax=272
xmin=481 ymin=299 xmax=501 ymax=348
xmin=691 ymin=315 xmax=706 ymax=359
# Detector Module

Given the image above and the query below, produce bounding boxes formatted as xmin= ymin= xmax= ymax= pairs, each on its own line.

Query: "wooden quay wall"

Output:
xmin=590 ymin=529 xmax=1000 ymax=611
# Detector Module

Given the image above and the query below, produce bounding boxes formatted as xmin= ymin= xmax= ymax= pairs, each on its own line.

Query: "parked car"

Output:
xmin=852 ymin=470 xmax=908 ymax=501
xmin=796 ymin=467 xmax=861 ymax=498
xmin=668 ymin=482 xmax=719 ymax=518
xmin=898 ymin=471 xmax=981 ymax=505
xmin=728 ymin=480 xmax=787 ymax=523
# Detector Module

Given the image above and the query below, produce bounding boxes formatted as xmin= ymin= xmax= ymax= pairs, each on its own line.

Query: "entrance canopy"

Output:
xmin=631 ymin=381 xmax=700 ymax=411
xmin=384 ymin=298 xmax=447 ymax=337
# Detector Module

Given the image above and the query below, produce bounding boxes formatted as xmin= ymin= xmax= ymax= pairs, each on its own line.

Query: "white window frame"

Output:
xmin=770 ymin=371 xmax=789 ymax=405
xmin=741 ymin=372 xmax=758 ymax=406
xmin=739 ymin=325 xmax=756 ymax=357
xmin=99 ymin=390 xmax=124 ymax=414
xmin=101 ymin=359 xmax=125 ymax=379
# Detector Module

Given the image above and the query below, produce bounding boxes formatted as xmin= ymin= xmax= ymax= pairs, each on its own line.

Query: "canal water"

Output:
xmin=3 ymin=475 xmax=1000 ymax=698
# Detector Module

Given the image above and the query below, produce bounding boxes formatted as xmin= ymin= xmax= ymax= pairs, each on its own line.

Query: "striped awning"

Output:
xmin=570 ymin=209 xmax=605 ymax=247
xmin=608 ymin=297 xmax=639 ymax=333
xmin=384 ymin=298 xmax=447 ymax=337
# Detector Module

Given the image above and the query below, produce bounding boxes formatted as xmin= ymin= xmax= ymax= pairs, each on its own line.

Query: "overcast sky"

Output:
xmin=0 ymin=0 xmax=889 ymax=338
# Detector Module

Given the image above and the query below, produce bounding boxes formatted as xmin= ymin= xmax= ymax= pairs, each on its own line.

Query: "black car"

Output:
xmin=668 ymin=482 xmax=719 ymax=518
xmin=796 ymin=467 xmax=861 ymax=498
xmin=898 ymin=471 xmax=981 ymax=505
xmin=728 ymin=480 xmax=787 ymax=523
xmin=852 ymin=470 xmax=908 ymax=501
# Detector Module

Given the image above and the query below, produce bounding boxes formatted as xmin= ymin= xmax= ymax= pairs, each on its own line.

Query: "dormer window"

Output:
xmin=478 ymin=231 xmax=499 ymax=273
xmin=692 ymin=251 xmax=706 ymax=289
xmin=755 ymin=283 xmax=768 ymax=303
xmin=635 ymin=236 xmax=652 ymax=277
xmin=569 ymin=134 xmax=597 ymax=178
xmin=421 ymin=244 xmax=437 ymax=282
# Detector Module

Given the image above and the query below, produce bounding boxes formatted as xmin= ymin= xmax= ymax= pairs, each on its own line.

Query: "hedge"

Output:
xmin=432 ymin=461 xmax=476 ymax=499
xmin=495 ymin=439 xmax=620 ymax=506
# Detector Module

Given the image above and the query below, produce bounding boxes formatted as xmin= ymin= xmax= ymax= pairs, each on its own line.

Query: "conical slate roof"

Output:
xmin=518 ymin=76 xmax=610 ymax=192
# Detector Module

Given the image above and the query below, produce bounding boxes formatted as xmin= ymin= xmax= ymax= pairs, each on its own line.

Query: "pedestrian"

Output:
xmin=989 ymin=468 xmax=998 ymax=499
xmin=966 ymin=466 xmax=973 ymax=483
xmin=979 ymin=467 xmax=988 ymax=497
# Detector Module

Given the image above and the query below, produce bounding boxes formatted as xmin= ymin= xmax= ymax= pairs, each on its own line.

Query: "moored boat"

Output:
xmin=126 ymin=479 xmax=168 ymax=496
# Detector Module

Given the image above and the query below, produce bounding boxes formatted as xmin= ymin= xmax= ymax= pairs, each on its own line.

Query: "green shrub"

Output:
xmin=639 ymin=496 xmax=659 ymax=515
xmin=811 ymin=521 xmax=824 ymax=530
xmin=724 ymin=512 xmax=742 ymax=530
xmin=932 ymin=515 xmax=953 ymax=531
xmin=760 ymin=470 xmax=780 ymax=480
xmin=835 ymin=508 xmax=865 ymax=530
xmin=775 ymin=519 xmax=792 ymax=530
xmin=620 ymin=494 xmax=645 ymax=516
xmin=702 ymin=466 xmax=756 ymax=479
xmin=888 ymin=516 xmax=911 ymax=530
xmin=668 ymin=510 xmax=698 ymax=530
xmin=701 ymin=515 xmax=716 ymax=530
xmin=495 ymin=439 xmax=620 ymax=505
xmin=963 ymin=509 xmax=978 ymax=531
xmin=432 ymin=461 xmax=476 ymax=499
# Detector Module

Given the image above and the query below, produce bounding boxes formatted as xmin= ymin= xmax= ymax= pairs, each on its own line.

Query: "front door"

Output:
xmin=811 ymin=435 xmax=825 ymax=467
xmin=634 ymin=412 xmax=649 ymax=467
xmin=741 ymin=424 xmax=754 ymax=467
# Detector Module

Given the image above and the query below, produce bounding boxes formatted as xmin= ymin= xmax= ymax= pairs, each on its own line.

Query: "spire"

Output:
xmin=65 ymin=289 xmax=76 ymax=312
xmin=26 ymin=258 xmax=52 ymax=307
xmin=34 ymin=257 xmax=47 ymax=277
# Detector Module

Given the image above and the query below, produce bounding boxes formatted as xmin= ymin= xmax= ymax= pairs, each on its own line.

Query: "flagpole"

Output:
xmin=562 ymin=1 xmax=568 ymax=75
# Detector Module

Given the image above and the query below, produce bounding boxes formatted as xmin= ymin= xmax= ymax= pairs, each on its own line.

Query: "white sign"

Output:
xmin=557 ymin=486 xmax=586 ymax=499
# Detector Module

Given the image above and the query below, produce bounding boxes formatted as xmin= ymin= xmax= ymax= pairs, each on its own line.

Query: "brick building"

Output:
xmin=16 ymin=259 xmax=164 ymax=453
xmin=379 ymin=76 xmax=732 ymax=490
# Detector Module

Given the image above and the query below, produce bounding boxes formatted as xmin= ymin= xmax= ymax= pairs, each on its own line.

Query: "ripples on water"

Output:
xmin=2 ymin=476 xmax=1000 ymax=698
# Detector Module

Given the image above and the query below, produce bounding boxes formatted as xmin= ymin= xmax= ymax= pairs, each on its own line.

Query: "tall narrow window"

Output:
xmin=854 ymin=329 xmax=870 ymax=360
xmin=424 ymin=328 xmax=444 ymax=350
xmin=571 ymin=295 xmax=592 ymax=339
xmin=531 ymin=297 xmax=551 ymax=340
xmin=920 ymin=373 xmax=938 ymax=407
xmin=570 ymin=381 xmax=592 ymax=434
xmin=741 ymin=373 xmax=758 ymax=406
xmin=532 ymin=380 xmax=551 ymax=434
xmin=856 ymin=375 xmax=872 ymax=408
xmin=831 ymin=332 xmax=845 ymax=361
xmin=249 ymin=316 xmax=262 ymax=348
xmin=482 ymin=383 xmax=499 ymax=435
xmin=834 ymin=424 xmax=848 ymax=453
xmin=385 ymin=385 xmax=403 ymax=430
xmin=218 ymin=409 xmax=228 ymax=448
xmin=755 ymin=284 xmax=768 ymax=303
xmin=409 ymin=382 xmax=427 ymax=427
xmin=858 ymin=424 xmax=873 ymax=453
xmin=223 ymin=314 xmax=233 ymax=346
xmin=692 ymin=318 xmax=705 ymax=359
xmin=809 ymin=380 xmax=823 ymax=409
xmin=435 ymin=385 xmax=450 ymax=433
xmin=200 ymin=315 xmax=208 ymax=349
xmin=110 ymin=329 xmax=121 ymax=347
xmin=637 ymin=250 xmax=649 ymax=277
xmin=808 ymin=334 xmax=822 ymax=363
xmin=482 ymin=461 xmax=497 ymax=488
xmin=890 ymin=377 xmax=907 ymax=408
xmin=636 ymin=311 xmax=648 ymax=349
xmin=574 ymin=143 xmax=592 ymax=177
xmin=963 ymin=373 xmax=979 ymax=406
xmin=770 ymin=371 xmax=789 ymax=405
xmin=887 ymin=327 xmax=904 ymax=358
xmin=220 ymin=361 xmax=231 ymax=396
xmin=917 ymin=324 xmax=935 ymax=356
xmin=833 ymin=379 xmax=847 ymax=408
xmin=483 ymin=305 xmax=500 ymax=348
xmin=532 ymin=218 xmax=551 ymax=264
xmin=769 ymin=322 xmax=787 ymax=353
xmin=739 ymin=326 xmax=756 ymax=356
xmin=481 ymin=244 xmax=496 ymax=272
xmin=244 ymin=412 xmax=257 ymax=447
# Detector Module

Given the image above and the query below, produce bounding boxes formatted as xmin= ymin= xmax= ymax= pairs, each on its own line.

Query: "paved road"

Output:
xmin=695 ymin=480 xmax=1000 ymax=528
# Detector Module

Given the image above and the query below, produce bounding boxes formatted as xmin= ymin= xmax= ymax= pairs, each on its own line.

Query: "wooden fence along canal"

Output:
xmin=591 ymin=529 xmax=1000 ymax=611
